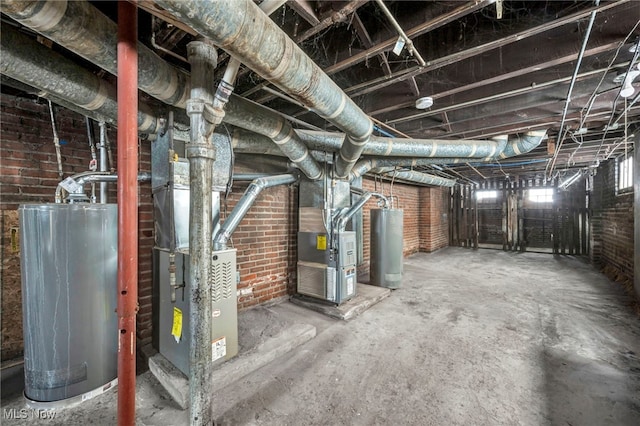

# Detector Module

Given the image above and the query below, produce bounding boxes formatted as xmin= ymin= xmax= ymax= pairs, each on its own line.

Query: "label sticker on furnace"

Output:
xmin=347 ymin=276 xmax=354 ymax=295
xmin=212 ymin=337 xmax=227 ymax=362
xmin=316 ymin=235 xmax=327 ymax=251
xmin=171 ymin=307 xmax=183 ymax=343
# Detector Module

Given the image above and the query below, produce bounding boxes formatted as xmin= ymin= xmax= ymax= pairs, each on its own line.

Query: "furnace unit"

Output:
xmin=152 ymin=130 xmax=238 ymax=375
xmin=296 ymin=179 xmax=358 ymax=304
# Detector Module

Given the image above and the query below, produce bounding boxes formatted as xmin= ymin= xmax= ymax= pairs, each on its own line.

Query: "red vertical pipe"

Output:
xmin=117 ymin=2 xmax=138 ymax=425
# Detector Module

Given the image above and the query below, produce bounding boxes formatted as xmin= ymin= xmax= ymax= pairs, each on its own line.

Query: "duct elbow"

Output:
xmin=499 ymin=129 xmax=547 ymax=159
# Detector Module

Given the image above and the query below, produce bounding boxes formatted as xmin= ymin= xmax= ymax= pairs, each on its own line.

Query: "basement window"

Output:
xmin=617 ymin=155 xmax=633 ymax=193
xmin=476 ymin=190 xmax=498 ymax=201
xmin=528 ymin=188 xmax=554 ymax=203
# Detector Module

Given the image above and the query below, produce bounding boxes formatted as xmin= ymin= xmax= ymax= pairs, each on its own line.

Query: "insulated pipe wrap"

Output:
xmin=225 ymin=96 xmax=323 ymax=179
xmin=382 ymin=170 xmax=456 ymax=187
xmin=499 ymin=130 xmax=547 ymax=159
xmin=0 ymin=25 xmax=161 ymax=135
xmin=2 ymin=0 xmax=190 ymax=108
xmin=155 ymin=0 xmax=373 ymax=175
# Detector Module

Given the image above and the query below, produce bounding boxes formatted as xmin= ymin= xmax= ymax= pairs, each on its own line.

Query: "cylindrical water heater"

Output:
xmin=19 ymin=204 xmax=118 ymax=405
xmin=370 ymin=209 xmax=404 ymax=289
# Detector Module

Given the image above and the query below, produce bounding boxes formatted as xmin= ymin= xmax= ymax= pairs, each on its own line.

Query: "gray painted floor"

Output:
xmin=3 ymin=247 xmax=640 ymax=425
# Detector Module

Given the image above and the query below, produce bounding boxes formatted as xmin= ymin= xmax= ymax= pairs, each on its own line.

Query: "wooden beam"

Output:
xmin=294 ymin=0 xmax=367 ymax=43
xmin=137 ymin=0 xmax=198 ymax=35
xmin=324 ymin=0 xmax=494 ymax=75
xmin=287 ymin=0 xmax=320 ymax=26
xmin=352 ymin=12 xmax=392 ymax=76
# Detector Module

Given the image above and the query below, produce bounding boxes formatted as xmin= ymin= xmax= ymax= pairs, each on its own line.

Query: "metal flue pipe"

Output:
xmin=0 ymin=25 xmax=162 ymax=135
xmin=185 ymin=39 xmax=218 ymax=426
xmin=335 ymin=192 xmax=373 ymax=232
xmin=213 ymin=174 xmax=298 ymax=250
xmin=54 ymin=172 xmax=151 ymax=203
xmin=98 ymin=122 xmax=109 ymax=203
xmin=154 ymin=0 xmax=374 ymax=178
xmin=116 ymin=2 xmax=138 ymax=424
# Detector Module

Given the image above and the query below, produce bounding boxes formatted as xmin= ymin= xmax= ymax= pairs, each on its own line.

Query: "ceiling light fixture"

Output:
xmin=415 ymin=96 xmax=433 ymax=109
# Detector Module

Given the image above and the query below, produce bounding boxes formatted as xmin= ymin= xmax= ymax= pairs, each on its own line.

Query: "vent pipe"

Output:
xmin=213 ymin=174 xmax=298 ymax=250
xmin=54 ymin=172 xmax=151 ymax=203
xmin=334 ymin=192 xmax=373 ymax=233
xmin=185 ymin=39 xmax=219 ymax=426
xmin=153 ymin=0 xmax=373 ymax=178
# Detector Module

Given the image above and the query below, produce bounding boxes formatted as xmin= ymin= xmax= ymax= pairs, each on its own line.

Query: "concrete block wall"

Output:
xmin=590 ymin=158 xmax=634 ymax=286
xmin=0 ymin=94 xmax=154 ymax=361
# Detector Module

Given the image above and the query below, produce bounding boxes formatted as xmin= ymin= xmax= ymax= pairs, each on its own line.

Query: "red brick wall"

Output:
xmin=0 ymin=94 xmax=154 ymax=361
xmin=222 ymin=182 xmax=298 ymax=309
xmin=1 ymin=93 xmax=452 ymax=362
xmin=358 ymin=178 xmax=450 ymax=278
xmin=590 ymin=159 xmax=634 ymax=288
xmin=420 ymin=186 xmax=450 ymax=252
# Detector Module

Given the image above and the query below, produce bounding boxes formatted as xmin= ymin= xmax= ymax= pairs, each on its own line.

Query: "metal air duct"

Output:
xmin=213 ymin=174 xmax=298 ymax=250
xmin=0 ymin=25 xmax=162 ymax=135
xmin=1 ymin=0 xmax=190 ymax=108
xmin=153 ymin=0 xmax=374 ymax=178
xmin=2 ymin=0 xmax=324 ymax=180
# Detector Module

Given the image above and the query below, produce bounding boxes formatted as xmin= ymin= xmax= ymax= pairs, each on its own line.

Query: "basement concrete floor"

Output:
xmin=3 ymin=247 xmax=640 ymax=425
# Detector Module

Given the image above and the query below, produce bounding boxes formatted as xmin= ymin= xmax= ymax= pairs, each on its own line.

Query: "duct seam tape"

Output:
xmin=264 ymin=38 xmax=293 ymax=81
xmin=22 ymin=0 xmax=68 ymax=32
xmin=384 ymin=140 xmax=393 ymax=156
xmin=469 ymin=144 xmax=477 ymax=157
xmin=290 ymin=150 xmax=309 ymax=163
xmin=325 ymin=94 xmax=347 ymax=120
xmin=150 ymin=66 xmax=180 ymax=102
xmin=267 ymin=119 xmax=285 ymax=139
xmin=274 ymin=127 xmax=294 ymax=145
xmin=78 ymin=81 xmax=108 ymax=111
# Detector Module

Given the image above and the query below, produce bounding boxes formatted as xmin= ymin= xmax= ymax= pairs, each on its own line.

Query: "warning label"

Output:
xmin=212 ymin=337 xmax=227 ymax=362
xmin=347 ymin=276 xmax=354 ymax=295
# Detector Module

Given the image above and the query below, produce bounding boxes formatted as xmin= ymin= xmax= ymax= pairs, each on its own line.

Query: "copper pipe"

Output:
xmin=117 ymin=2 xmax=138 ymax=425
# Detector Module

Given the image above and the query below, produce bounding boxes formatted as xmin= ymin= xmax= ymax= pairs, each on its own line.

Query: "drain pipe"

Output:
xmin=185 ymin=39 xmax=220 ymax=426
xmin=154 ymin=0 xmax=373 ymax=179
xmin=116 ymin=2 xmax=138 ymax=425
xmin=213 ymin=174 xmax=298 ymax=250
